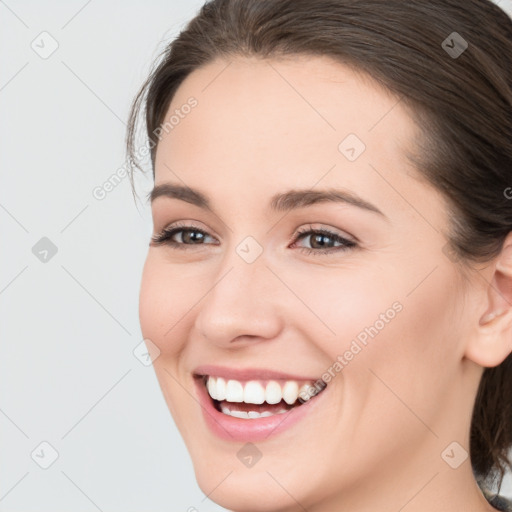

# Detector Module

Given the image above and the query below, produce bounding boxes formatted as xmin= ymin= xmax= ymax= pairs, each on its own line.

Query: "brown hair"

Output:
xmin=126 ymin=0 xmax=512 ymax=489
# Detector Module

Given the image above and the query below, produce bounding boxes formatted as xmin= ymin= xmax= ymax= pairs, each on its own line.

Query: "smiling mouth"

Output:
xmin=197 ymin=374 xmax=327 ymax=419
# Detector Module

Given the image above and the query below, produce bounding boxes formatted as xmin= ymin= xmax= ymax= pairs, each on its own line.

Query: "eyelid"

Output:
xmin=153 ymin=220 xmax=215 ymax=238
xmin=292 ymin=223 xmax=358 ymax=244
xmin=150 ymin=220 xmax=218 ymax=246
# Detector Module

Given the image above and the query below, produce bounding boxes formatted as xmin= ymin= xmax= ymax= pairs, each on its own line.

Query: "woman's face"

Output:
xmin=140 ymin=56 xmax=483 ymax=510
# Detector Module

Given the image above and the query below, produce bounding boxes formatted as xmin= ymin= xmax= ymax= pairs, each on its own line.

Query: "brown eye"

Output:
xmin=177 ymin=229 xmax=207 ymax=244
xmin=151 ymin=224 xmax=216 ymax=248
xmin=292 ymin=228 xmax=357 ymax=256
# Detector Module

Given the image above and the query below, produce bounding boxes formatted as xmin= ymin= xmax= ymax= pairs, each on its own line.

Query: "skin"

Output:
xmin=139 ymin=55 xmax=512 ymax=512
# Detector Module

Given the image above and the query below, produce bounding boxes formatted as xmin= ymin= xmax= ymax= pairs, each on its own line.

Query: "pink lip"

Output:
xmin=193 ymin=364 xmax=322 ymax=382
xmin=193 ymin=374 xmax=328 ymax=442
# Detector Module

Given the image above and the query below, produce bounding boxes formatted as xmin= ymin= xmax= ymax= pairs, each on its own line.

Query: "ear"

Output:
xmin=465 ymin=232 xmax=512 ymax=368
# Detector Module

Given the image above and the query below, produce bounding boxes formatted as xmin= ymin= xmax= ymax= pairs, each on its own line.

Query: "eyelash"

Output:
xmin=150 ymin=221 xmax=357 ymax=256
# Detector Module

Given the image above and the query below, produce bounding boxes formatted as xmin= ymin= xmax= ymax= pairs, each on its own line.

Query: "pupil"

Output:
xmin=185 ymin=230 xmax=203 ymax=243
xmin=312 ymin=234 xmax=331 ymax=248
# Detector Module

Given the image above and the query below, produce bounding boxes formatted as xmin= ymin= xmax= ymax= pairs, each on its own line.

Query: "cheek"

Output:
xmin=301 ymin=263 xmax=464 ymax=479
xmin=305 ymin=258 xmax=460 ymax=364
xmin=138 ymin=253 xmax=203 ymax=355
xmin=282 ymin=262 xmax=404 ymax=351
xmin=301 ymin=258 xmax=462 ymax=414
xmin=333 ymin=262 xmax=463 ymax=438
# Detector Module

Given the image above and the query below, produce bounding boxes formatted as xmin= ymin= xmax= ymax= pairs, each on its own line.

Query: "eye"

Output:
xmin=150 ymin=222 xmax=358 ymax=256
xmin=150 ymin=221 xmax=217 ymax=249
xmin=290 ymin=225 xmax=357 ymax=256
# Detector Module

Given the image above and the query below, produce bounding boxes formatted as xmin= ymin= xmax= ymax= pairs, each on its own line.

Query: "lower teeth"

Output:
xmin=220 ymin=404 xmax=289 ymax=419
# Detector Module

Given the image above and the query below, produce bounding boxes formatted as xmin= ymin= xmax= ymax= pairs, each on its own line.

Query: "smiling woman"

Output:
xmin=125 ymin=1 xmax=512 ymax=511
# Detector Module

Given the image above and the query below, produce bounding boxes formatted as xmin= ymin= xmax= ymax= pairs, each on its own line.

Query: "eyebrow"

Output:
xmin=149 ymin=183 xmax=386 ymax=218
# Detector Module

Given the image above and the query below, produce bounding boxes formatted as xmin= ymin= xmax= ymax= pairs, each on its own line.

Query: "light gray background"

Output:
xmin=1 ymin=1 xmax=512 ymax=511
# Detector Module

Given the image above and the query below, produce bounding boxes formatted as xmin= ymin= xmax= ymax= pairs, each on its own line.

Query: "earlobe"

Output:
xmin=468 ymin=310 xmax=512 ymax=368
xmin=465 ymin=234 xmax=512 ymax=368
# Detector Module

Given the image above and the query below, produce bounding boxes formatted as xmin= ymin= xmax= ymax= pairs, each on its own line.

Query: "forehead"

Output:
xmin=158 ymin=55 xmax=409 ymax=154
xmin=153 ymin=55 xmax=431 ymax=218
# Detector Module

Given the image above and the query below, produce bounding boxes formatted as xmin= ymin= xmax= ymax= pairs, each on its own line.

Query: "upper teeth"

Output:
xmin=205 ymin=376 xmax=323 ymax=405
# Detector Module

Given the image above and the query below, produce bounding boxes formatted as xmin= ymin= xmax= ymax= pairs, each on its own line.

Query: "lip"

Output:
xmin=193 ymin=373 xmax=328 ymax=442
xmin=193 ymin=364 xmax=323 ymax=382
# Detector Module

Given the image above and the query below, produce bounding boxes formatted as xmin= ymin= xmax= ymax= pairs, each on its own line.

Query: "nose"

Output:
xmin=194 ymin=249 xmax=285 ymax=347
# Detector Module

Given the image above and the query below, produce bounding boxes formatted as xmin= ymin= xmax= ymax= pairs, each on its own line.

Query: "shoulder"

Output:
xmin=488 ymin=494 xmax=512 ymax=512
xmin=482 ymin=486 xmax=512 ymax=512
